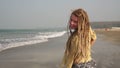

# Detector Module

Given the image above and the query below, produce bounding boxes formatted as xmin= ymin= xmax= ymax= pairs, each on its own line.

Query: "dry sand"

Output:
xmin=0 ymin=31 xmax=120 ymax=68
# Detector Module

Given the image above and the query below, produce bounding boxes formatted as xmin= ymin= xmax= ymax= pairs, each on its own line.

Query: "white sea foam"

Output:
xmin=36 ymin=31 xmax=66 ymax=38
xmin=0 ymin=31 xmax=67 ymax=51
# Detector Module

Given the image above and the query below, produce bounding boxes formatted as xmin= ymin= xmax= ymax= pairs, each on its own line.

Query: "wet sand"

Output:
xmin=93 ymin=31 xmax=120 ymax=68
xmin=0 ymin=31 xmax=120 ymax=68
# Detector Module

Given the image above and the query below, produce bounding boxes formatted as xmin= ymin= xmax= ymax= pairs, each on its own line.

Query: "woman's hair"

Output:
xmin=62 ymin=8 xmax=91 ymax=68
xmin=68 ymin=8 xmax=90 ymax=35
xmin=68 ymin=8 xmax=91 ymax=57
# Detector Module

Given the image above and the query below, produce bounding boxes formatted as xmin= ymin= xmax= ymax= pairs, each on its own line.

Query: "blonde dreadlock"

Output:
xmin=61 ymin=9 xmax=96 ymax=68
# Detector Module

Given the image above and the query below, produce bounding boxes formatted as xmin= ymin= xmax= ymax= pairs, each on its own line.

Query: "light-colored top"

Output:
xmin=61 ymin=28 xmax=97 ymax=68
xmin=73 ymin=28 xmax=97 ymax=64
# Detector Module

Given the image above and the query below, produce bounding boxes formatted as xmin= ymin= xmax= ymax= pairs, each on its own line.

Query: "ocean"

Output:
xmin=0 ymin=28 xmax=67 ymax=51
xmin=0 ymin=21 xmax=120 ymax=52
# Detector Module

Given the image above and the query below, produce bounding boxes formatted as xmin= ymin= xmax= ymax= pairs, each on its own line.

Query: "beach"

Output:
xmin=0 ymin=30 xmax=120 ymax=68
xmin=93 ymin=30 xmax=120 ymax=68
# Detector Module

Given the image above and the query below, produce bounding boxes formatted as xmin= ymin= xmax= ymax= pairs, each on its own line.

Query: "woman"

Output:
xmin=61 ymin=8 xmax=97 ymax=68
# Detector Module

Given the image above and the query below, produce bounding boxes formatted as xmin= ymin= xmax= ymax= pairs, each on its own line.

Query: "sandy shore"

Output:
xmin=0 ymin=31 xmax=120 ymax=68
xmin=93 ymin=30 xmax=120 ymax=68
xmin=0 ymin=34 xmax=67 ymax=68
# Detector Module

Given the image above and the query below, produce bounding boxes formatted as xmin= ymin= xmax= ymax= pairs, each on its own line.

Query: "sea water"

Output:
xmin=0 ymin=28 xmax=66 ymax=51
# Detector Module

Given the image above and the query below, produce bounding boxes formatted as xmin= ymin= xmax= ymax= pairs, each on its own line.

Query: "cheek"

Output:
xmin=70 ymin=22 xmax=78 ymax=29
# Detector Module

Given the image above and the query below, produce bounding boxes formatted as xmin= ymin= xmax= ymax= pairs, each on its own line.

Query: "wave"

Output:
xmin=35 ymin=31 xmax=66 ymax=38
xmin=0 ymin=31 xmax=67 ymax=51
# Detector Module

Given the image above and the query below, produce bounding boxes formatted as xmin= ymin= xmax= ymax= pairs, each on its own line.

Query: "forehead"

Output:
xmin=71 ymin=14 xmax=78 ymax=21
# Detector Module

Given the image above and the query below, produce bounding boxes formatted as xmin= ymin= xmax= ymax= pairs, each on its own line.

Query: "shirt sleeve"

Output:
xmin=66 ymin=35 xmax=78 ymax=68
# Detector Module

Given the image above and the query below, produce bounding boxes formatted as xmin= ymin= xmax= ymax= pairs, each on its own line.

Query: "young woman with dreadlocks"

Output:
xmin=61 ymin=8 xmax=97 ymax=68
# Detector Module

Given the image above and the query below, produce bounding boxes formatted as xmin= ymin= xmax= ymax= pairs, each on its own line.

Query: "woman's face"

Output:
xmin=69 ymin=14 xmax=78 ymax=29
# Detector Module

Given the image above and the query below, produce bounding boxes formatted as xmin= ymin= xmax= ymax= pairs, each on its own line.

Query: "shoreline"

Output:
xmin=0 ymin=31 xmax=120 ymax=68
xmin=0 ymin=34 xmax=67 ymax=68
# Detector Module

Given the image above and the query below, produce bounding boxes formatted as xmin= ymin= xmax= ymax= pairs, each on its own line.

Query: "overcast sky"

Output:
xmin=0 ymin=0 xmax=120 ymax=29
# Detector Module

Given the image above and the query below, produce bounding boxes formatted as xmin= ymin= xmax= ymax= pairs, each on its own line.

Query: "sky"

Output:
xmin=0 ymin=0 xmax=120 ymax=29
